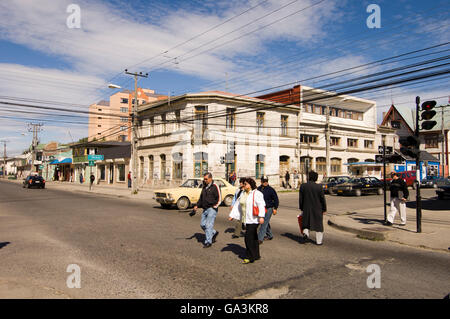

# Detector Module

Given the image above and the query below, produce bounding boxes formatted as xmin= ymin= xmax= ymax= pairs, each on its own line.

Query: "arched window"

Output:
xmin=256 ymin=154 xmax=265 ymax=179
xmin=194 ymin=152 xmax=208 ymax=177
xmin=160 ymin=154 xmax=166 ymax=179
xmin=316 ymin=157 xmax=326 ymax=174
xmin=331 ymin=158 xmax=341 ymax=174
xmin=300 ymin=156 xmax=312 ymax=173
xmin=172 ymin=152 xmax=183 ymax=180
xmin=148 ymin=155 xmax=154 ymax=179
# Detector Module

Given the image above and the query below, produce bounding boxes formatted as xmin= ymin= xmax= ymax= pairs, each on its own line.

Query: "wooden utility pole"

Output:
xmin=27 ymin=123 xmax=43 ymax=175
xmin=0 ymin=140 xmax=9 ymax=178
xmin=124 ymin=70 xmax=148 ymax=194
xmin=325 ymin=105 xmax=330 ymax=178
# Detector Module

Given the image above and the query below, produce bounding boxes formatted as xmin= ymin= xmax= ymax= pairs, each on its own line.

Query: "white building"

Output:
xmin=136 ymin=88 xmax=393 ymax=187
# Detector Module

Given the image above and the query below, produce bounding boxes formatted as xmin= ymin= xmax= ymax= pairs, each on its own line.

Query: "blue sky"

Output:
xmin=0 ymin=0 xmax=449 ymax=155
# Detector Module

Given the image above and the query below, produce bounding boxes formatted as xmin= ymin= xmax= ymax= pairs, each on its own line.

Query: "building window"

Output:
xmin=161 ymin=114 xmax=167 ymax=134
xmin=330 ymin=136 xmax=340 ymax=146
xmin=148 ymin=117 xmax=154 ymax=136
xmin=160 ymin=154 xmax=167 ymax=179
xmin=331 ymin=158 xmax=341 ymax=174
xmin=148 ymin=155 xmax=154 ymax=179
xmin=425 ymin=135 xmax=439 ymax=148
xmin=120 ymin=117 xmax=128 ymax=122
xmin=172 ymin=153 xmax=183 ymax=180
xmin=226 ymin=108 xmax=236 ymax=130
xmin=98 ymin=109 xmax=102 ymax=112
xmin=120 ymin=98 xmax=128 ymax=104
xmin=364 ymin=140 xmax=374 ymax=149
xmin=194 ymin=152 xmax=208 ymax=178
xmin=120 ymin=126 xmax=127 ymax=131
xmin=99 ymin=165 xmax=106 ymax=181
xmin=98 ymin=125 xmax=101 ymax=127
xmin=300 ymin=156 xmax=312 ymax=174
xmin=255 ymin=154 xmax=265 ymax=179
xmin=175 ymin=110 xmax=181 ymax=131
xmin=300 ymin=134 xmax=318 ymax=144
xmin=120 ymin=107 xmax=128 ymax=113
xmin=117 ymin=164 xmax=125 ymax=182
xmin=316 ymin=157 xmax=326 ymax=174
xmin=195 ymin=105 xmax=208 ymax=138
xmin=256 ymin=112 xmax=265 ymax=134
xmin=281 ymin=115 xmax=288 ymax=136
xmin=347 ymin=138 xmax=358 ymax=148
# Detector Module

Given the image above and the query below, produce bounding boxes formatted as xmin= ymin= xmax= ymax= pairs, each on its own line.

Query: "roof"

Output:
xmin=97 ymin=100 xmax=110 ymax=106
xmin=395 ymin=150 xmax=439 ymax=162
xmin=388 ymin=104 xmax=450 ymax=132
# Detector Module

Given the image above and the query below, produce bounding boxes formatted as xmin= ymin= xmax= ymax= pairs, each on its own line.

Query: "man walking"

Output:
xmin=285 ymin=171 xmax=292 ymax=189
xmin=385 ymin=172 xmax=409 ymax=226
xmin=299 ymin=171 xmax=327 ymax=245
xmin=293 ymin=170 xmax=299 ymax=189
xmin=257 ymin=176 xmax=279 ymax=243
xmin=193 ymin=173 xmax=222 ymax=248
xmin=89 ymin=173 xmax=95 ymax=191
xmin=127 ymin=171 xmax=132 ymax=188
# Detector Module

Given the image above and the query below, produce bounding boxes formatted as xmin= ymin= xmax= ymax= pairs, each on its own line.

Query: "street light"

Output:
xmin=108 ymin=83 xmax=122 ymax=89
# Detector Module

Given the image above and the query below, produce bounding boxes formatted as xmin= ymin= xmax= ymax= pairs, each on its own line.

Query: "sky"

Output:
xmin=0 ymin=0 xmax=449 ymax=156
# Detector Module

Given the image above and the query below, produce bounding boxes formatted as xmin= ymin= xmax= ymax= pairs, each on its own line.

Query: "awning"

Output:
xmin=59 ymin=158 xmax=72 ymax=164
xmin=49 ymin=160 xmax=59 ymax=165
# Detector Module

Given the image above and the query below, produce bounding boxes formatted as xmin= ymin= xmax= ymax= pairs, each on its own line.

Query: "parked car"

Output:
xmin=436 ymin=178 xmax=450 ymax=200
xmin=22 ymin=175 xmax=46 ymax=189
xmin=153 ymin=178 xmax=237 ymax=210
xmin=320 ymin=176 xmax=350 ymax=194
xmin=381 ymin=170 xmax=417 ymax=189
xmin=421 ymin=176 xmax=447 ymax=188
xmin=335 ymin=177 xmax=384 ymax=196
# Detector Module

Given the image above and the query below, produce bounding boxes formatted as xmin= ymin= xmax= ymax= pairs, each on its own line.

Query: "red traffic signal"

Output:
xmin=421 ymin=100 xmax=436 ymax=111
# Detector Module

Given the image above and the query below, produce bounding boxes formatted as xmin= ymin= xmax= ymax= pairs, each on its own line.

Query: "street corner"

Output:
xmin=327 ymin=215 xmax=390 ymax=241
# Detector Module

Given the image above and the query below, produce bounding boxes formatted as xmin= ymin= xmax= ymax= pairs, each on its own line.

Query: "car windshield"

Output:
xmin=180 ymin=179 xmax=200 ymax=188
xmin=336 ymin=177 xmax=349 ymax=183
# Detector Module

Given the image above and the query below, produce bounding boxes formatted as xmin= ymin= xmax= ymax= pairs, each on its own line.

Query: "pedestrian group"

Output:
xmin=193 ymin=170 xmax=327 ymax=264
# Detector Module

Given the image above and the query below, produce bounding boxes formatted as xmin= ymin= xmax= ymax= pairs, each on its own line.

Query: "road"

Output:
xmin=0 ymin=180 xmax=448 ymax=299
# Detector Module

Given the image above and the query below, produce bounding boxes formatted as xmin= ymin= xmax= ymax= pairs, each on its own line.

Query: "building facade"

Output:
xmin=136 ymin=88 xmax=388 ymax=187
xmin=89 ymin=88 xmax=167 ymax=142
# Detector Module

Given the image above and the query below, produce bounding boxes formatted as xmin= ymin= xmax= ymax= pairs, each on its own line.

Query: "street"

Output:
xmin=0 ymin=180 xmax=448 ymax=299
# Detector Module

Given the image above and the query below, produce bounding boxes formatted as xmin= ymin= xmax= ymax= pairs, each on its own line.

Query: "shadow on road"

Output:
xmin=406 ymin=199 xmax=450 ymax=211
xmin=0 ymin=242 xmax=11 ymax=249
xmin=185 ymin=233 xmax=205 ymax=243
xmin=221 ymin=244 xmax=246 ymax=259
xmin=352 ymin=217 xmax=385 ymax=226
xmin=281 ymin=233 xmax=308 ymax=244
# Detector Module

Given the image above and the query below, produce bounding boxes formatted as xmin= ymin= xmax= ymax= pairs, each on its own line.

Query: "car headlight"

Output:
xmin=168 ymin=194 xmax=174 ymax=200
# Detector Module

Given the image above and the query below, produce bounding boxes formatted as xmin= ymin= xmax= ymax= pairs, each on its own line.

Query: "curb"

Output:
xmin=327 ymin=216 xmax=388 ymax=241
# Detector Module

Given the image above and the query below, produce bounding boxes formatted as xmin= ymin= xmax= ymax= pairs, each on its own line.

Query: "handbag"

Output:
xmin=252 ymin=191 xmax=259 ymax=217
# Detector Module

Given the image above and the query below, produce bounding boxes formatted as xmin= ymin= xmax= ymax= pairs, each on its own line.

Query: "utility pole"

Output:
xmin=0 ymin=140 xmax=9 ymax=178
xmin=325 ymin=105 xmax=330 ymax=178
xmin=125 ymin=69 xmax=148 ymax=194
xmin=415 ymin=96 xmax=422 ymax=233
xmin=442 ymin=104 xmax=446 ymax=178
xmin=382 ymin=135 xmax=387 ymax=222
xmin=27 ymin=123 xmax=43 ymax=175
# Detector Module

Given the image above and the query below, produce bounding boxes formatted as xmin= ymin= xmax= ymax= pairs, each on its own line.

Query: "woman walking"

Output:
xmin=229 ymin=177 xmax=265 ymax=264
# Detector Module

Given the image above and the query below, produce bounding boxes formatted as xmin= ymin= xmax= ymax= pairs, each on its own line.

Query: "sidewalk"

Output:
xmin=327 ymin=203 xmax=450 ymax=252
xmin=4 ymin=178 xmax=155 ymax=201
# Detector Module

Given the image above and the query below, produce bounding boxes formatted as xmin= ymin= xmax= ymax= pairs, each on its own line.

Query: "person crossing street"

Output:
xmin=193 ymin=173 xmax=222 ymax=248
xmin=385 ymin=172 xmax=409 ymax=226
xmin=257 ymin=176 xmax=279 ymax=243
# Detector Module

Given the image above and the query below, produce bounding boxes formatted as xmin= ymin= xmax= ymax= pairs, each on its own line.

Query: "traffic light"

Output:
xmin=420 ymin=100 xmax=437 ymax=130
xmin=399 ymin=136 xmax=420 ymax=159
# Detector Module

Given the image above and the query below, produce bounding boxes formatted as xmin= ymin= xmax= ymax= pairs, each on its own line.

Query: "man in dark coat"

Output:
xmin=299 ymin=171 xmax=327 ymax=245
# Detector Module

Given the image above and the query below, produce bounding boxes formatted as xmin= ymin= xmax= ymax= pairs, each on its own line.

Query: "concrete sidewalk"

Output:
xmin=327 ymin=203 xmax=450 ymax=252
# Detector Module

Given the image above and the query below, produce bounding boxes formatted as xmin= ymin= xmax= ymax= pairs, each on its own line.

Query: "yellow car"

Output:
xmin=154 ymin=178 xmax=237 ymax=210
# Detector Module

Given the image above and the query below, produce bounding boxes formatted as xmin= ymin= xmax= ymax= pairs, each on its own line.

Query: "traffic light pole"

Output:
xmin=415 ymin=96 xmax=422 ymax=233
xmin=383 ymin=137 xmax=387 ymax=222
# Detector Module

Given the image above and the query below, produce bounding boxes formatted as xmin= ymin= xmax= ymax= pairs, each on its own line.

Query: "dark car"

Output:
xmin=421 ymin=176 xmax=447 ymax=188
xmin=320 ymin=176 xmax=350 ymax=194
xmin=335 ymin=177 xmax=383 ymax=196
xmin=436 ymin=178 xmax=450 ymax=200
xmin=23 ymin=175 xmax=46 ymax=189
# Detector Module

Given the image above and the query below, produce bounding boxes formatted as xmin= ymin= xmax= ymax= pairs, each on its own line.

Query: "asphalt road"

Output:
xmin=0 ymin=180 xmax=448 ymax=299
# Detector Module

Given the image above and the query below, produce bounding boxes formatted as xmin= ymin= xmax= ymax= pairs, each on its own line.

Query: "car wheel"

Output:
xmin=328 ymin=189 xmax=335 ymax=195
xmin=223 ymin=195 xmax=233 ymax=207
xmin=354 ymin=189 xmax=362 ymax=197
xmin=377 ymin=188 xmax=383 ymax=195
xmin=176 ymin=197 xmax=190 ymax=210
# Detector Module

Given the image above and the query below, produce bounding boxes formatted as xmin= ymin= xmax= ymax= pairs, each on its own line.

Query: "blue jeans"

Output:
xmin=200 ymin=207 xmax=218 ymax=244
xmin=258 ymin=207 xmax=273 ymax=241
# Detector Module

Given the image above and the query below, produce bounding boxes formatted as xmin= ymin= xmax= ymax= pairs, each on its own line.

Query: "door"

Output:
xmin=109 ymin=164 xmax=114 ymax=184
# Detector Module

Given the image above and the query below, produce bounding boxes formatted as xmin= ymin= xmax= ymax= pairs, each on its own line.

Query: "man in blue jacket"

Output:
xmin=257 ymin=175 xmax=279 ymax=243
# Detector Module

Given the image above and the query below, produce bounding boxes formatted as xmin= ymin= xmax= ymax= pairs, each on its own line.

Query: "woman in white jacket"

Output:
xmin=229 ymin=177 xmax=265 ymax=264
